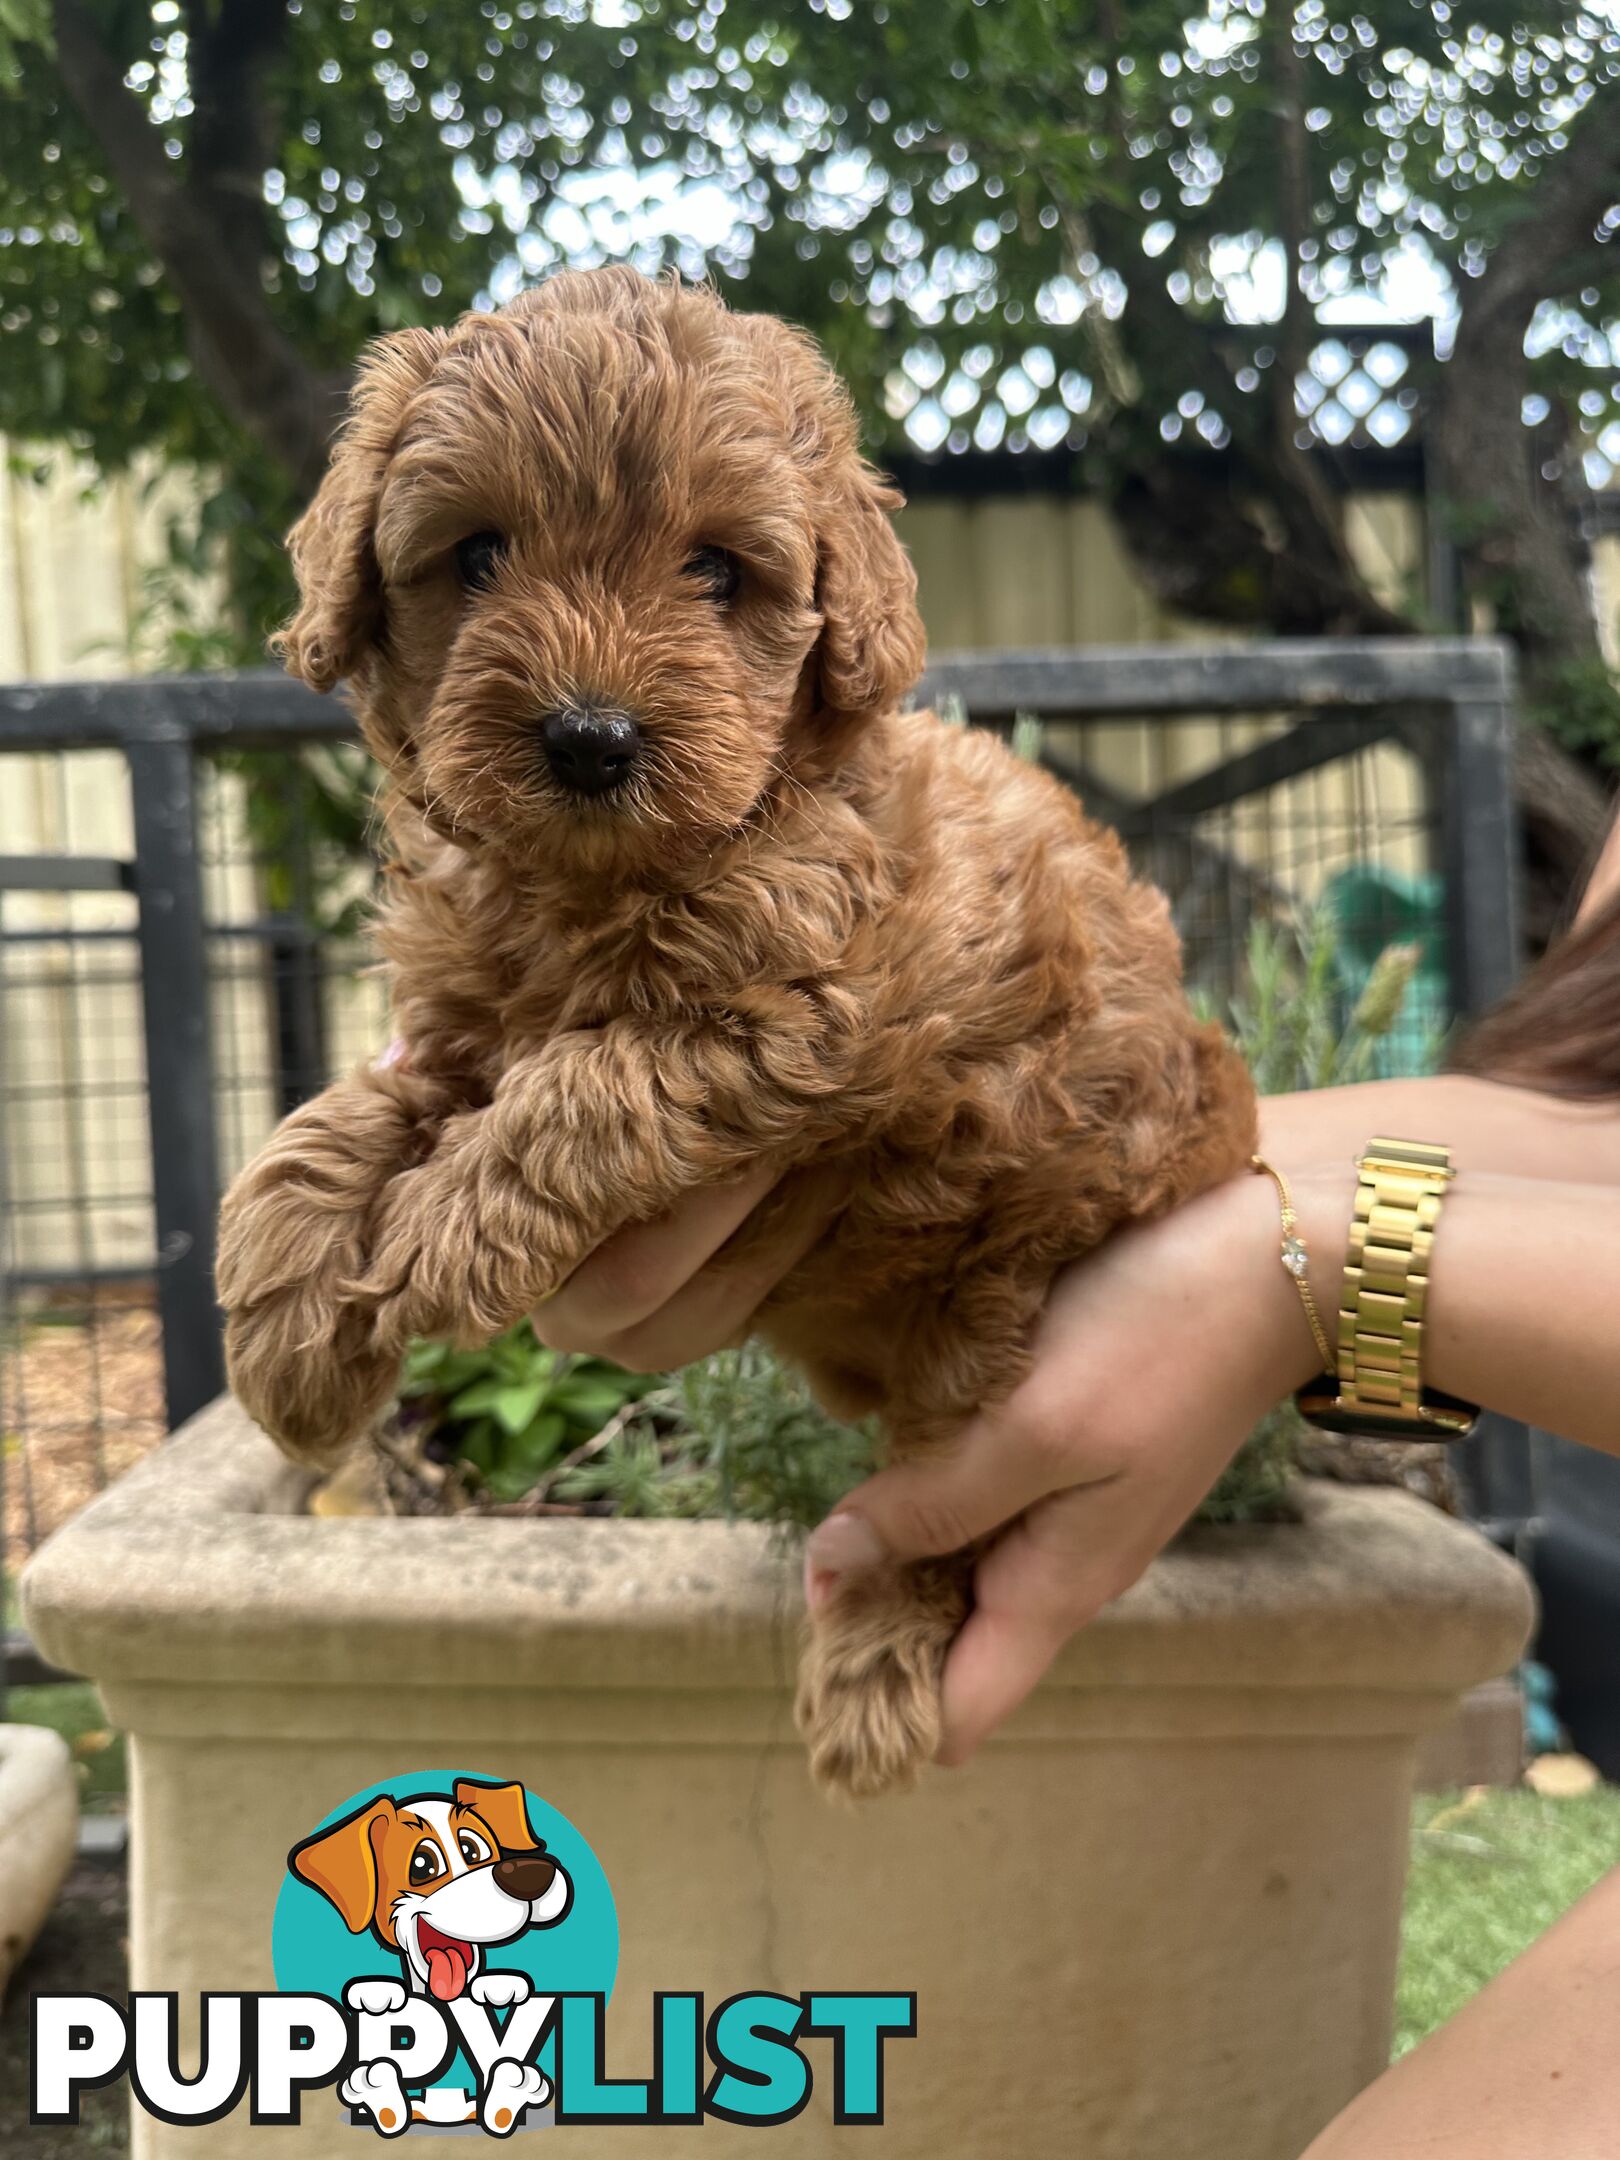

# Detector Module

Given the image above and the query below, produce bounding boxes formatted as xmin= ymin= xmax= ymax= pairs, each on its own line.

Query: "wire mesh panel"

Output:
xmin=0 ymin=736 xmax=390 ymax=1575
xmin=194 ymin=750 xmax=390 ymax=1192
xmin=1032 ymin=708 xmax=1438 ymax=1045
xmin=0 ymin=749 xmax=163 ymax=1579
xmin=0 ymin=644 xmax=1521 ymax=1574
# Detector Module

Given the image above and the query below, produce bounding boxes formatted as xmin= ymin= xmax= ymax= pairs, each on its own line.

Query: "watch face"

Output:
xmin=1294 ymin=1385 xmax=1479 ymax=1443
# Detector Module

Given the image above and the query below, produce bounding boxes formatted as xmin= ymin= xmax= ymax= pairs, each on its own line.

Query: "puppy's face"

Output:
xmin=287 ymin=1779 xmax=572 ymax=2004
xmin=281 ymin=269 xmax=925 ymax=881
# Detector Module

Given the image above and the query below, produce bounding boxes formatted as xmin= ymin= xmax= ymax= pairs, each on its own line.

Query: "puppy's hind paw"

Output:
xmin=796 ymin=1554 xmax=971 ymax=1802
xmin=482 ymin=2060 xmax=550 ymax=2135
xmin=795 ymin=1622 xmax=945 ymax=1803
xmin=342 ymin=2060 xmax=411 ymax=2137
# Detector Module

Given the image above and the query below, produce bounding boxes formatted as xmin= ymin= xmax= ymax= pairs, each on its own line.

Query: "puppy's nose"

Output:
xmin=540 ymin=704 xmax=641 ymax=797
xmin=494 ymin=1853 xmax=558 ymax=1901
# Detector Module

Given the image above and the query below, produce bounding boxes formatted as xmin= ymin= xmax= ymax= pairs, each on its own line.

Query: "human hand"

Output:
xmin=531 ymin=1164 xmax=835 ymax=1372
xmin=803 ymin=1163 xmax=1354 ymax=1767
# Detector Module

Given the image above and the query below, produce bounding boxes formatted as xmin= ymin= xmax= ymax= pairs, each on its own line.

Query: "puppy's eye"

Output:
xmin=682 ymin=546 xmax=742 ymax=604
xmin=455 ymin=530 xmax=507 ymax=592
xmin=457 ymin=1831 xmax=492 ymax=1866
xmin=408 ymin=1841 xmax=444 ymax=1886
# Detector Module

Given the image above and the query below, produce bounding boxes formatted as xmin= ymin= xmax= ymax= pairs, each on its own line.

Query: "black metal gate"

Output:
xmin=1 ymin=638 xmax=1526 ymax=1689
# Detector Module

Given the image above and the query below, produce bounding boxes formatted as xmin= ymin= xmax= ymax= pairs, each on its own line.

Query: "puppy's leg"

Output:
xmin=796 ymin=1278 xmax=1045 ymax=1801
xmin=357 ymin=1022 xmax=815 ymax=1351
xmin=796 ymin=1548 xmax=976 ymax=1800
xmin=217 ymin=1063 xmax=461 ymax=1463
xmin=355 ymin=1102 xmax=594 ymax=1351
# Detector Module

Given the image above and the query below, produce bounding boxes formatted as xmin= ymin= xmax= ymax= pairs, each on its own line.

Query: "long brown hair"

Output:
xmin=1453 ymin=885 xmax=1620 ymax=1099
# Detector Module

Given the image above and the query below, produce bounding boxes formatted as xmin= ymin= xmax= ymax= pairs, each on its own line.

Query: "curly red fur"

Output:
xmin=217 ymin=269 xmax=1256 ymax=1797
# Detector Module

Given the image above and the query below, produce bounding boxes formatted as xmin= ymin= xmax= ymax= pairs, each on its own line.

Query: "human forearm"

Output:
xmin=1293 ymin=1168 xmax=1620 ymax=1453
xmin=1261 ymin=1073 xmax=1620 ymax=1186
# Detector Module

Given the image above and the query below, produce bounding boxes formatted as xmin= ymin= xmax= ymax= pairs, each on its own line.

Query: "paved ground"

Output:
xmin=0 ymin=1852 xmax=129 ymax=2156
xmin=5 ymin=1305 xmax=165 ymax=1579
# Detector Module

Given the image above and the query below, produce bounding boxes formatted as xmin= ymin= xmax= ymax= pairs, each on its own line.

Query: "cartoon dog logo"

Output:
xmin=289 ymin=1778 xmax=573 ymax=2134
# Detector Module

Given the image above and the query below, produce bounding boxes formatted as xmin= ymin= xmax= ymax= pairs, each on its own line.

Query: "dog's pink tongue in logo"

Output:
xmin=417 ymin=1921 xmax=473 ymax=2002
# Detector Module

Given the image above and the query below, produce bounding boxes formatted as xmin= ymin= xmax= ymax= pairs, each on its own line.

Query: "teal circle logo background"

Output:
xmin=272 ymin=1769 xmax=618 ymax=2076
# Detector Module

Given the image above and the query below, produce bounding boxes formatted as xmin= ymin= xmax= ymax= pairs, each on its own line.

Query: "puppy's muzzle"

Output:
xmin=541 ymin=703 xmax=641 ymax=798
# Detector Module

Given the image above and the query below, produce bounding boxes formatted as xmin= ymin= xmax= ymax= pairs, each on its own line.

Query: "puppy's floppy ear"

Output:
xmin=454 ymin=1778 xmax=540 ymax=1854
xmin=738 ymin=312 xmax=925 ymax=736
xmin=812 ymin=459 xmax=926 ymax=735
xmin=287 ymin=1796 xmax=396 ymax=1932
xmin=277 ymin=328 xmax=447 ymax=692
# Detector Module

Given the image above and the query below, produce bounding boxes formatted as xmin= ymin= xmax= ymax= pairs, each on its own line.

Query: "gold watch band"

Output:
xmin=1296 ymin=1136 xmax=1479 ymax=1440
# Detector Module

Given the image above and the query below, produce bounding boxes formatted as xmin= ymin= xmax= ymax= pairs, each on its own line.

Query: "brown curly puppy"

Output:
xmin=217 ymin=268 xmax=1256 ymax=1799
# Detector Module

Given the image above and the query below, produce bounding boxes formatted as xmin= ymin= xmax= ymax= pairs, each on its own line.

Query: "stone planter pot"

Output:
xmin=24 ymin=1395 xmax=1532 ymax=2160
xmin=0 ymin=1722 xmax=78 ymax=1999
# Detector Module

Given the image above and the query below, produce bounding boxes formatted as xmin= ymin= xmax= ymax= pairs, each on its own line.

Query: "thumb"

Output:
xmin=803 ymin=1411 xmax=1065 ymax=1613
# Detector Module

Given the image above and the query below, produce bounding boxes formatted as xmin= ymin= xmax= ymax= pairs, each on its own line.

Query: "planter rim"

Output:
xmin=23 ymin=1394 xmax=1534 ymax=1698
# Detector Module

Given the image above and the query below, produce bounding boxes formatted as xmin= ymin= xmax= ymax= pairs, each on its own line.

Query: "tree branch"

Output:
xmin=1270 ymin=16 xmax=1313 ymax=392
xmin=1427 ymin=93 xmax=1619 ymax=918
xmin=1461 ymin=94 xmax=1620 ymax=336
xmin=52 ymin=0 xmax=342 ymax=497
xmin=1432 ymin=93 xmax=1617 ymax=681
xmin=187 ymin=0 xmax=290 ymax=265
xmin=1077 ymin=193 xmax=1408 ymax=639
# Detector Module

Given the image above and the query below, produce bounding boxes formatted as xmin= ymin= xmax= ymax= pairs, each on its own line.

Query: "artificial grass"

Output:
xmin=1396 ymin=1784 xmax=1620 ymax=2056
xmin=7 ymin=1679 xmax=127 ymax=1809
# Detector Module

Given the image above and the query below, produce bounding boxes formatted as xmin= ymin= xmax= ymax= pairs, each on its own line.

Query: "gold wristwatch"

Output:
xmin=1295 ymin=1137 xmax=1479 ymax=1441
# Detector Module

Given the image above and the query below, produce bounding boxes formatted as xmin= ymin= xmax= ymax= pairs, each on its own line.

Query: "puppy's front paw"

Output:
xmin=224 ymin=1297 xmax=401 ymax=1467
xmin=359 ymin=1157 xmax=573 ymax=1351
xmin=345 ymin=1978 xmax=408 ymax=2017
xmin=795 ymin=1558 xmax=969 ymax=1801
xmin=353 ymin=1158 xmax=485 ymax=1345
xmin=219 ymin=1170 xmax=396 ymax=1465
xmin=470 ymin=1970 xmax=531 ymax=2009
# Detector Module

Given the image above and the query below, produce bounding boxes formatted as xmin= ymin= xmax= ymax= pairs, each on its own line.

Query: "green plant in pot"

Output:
xmin=385 ymin=1332 xmax=876 ymax=1537
xmin=393 ymin=1332 xmax=662 ymax=1505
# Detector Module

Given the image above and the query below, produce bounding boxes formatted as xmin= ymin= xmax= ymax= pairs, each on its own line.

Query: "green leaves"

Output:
xmin=0 ymin=0 xmax=53 ymax=77
xmin=1527 ymin=657 xmax=1620 ymax=777
xmin=446 ymin=1377 xmax=547 ymax=1434
xmin=396 ymin=1323 xmax=875 ymax=1532
xmin=7 ymin=0 xmax=1616 ymax=666
xmin=658 ymin=1344 xmax=878 ymax=1539
xmin=400 ymin=1321 xmax=659 ymax=1503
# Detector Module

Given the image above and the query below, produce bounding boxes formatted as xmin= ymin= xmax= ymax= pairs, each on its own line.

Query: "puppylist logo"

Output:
xmin=31 ymin=1769 xmax=916 ymax=2136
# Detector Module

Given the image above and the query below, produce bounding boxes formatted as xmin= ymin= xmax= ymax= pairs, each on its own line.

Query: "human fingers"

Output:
xmin=593 ymin=1182 xmax=842 ymax=1373
xmin=934 ymin=1480 xmax=1152 ymax=1765
xmin=802 ymin=1392 xmax=1094 ymax=1615
xmin=533 ymin=1164 xmax=780 ymax=1353
xmin=935 ymin=1355 xmax=1279 ymax=1766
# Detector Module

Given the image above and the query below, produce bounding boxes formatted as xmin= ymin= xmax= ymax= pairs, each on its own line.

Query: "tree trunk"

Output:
xmin=52 ymin=0 xmax=343 ymax=500
xmin=1427 ymin=98 xmax=1620 ymax=926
